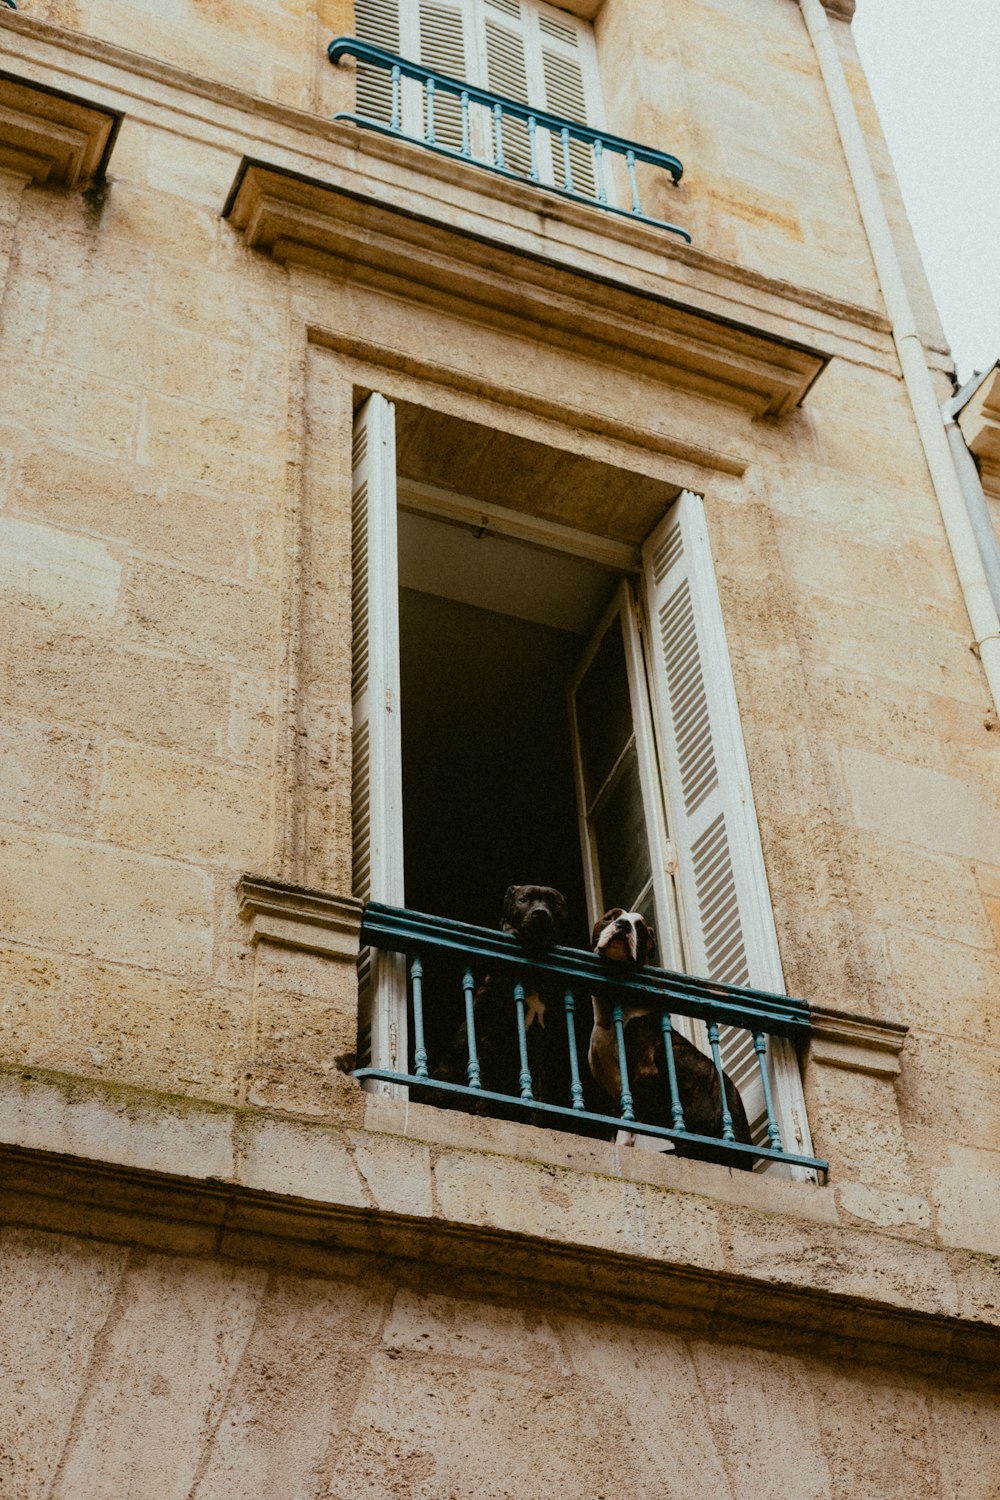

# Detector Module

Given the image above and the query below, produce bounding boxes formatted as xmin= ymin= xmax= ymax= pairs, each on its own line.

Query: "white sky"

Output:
xmin=853 ymin=0 xmax=1000 ymax=383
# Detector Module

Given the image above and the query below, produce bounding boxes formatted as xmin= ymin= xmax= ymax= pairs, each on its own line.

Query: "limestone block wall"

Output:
xmin=0 ymin=0 xmax=998 ymax=1303
xmin=2 ymin=1218 xmax=998 ymax=1500
xmin=2 ymin=0 xmax=942 ymax=346
xmin=0 ymin=117 xmax=293 ymax=1105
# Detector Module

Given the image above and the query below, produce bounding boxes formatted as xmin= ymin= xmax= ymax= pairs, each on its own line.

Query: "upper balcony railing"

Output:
xmin=328 ymin=38 xmax=691 ymax=244
xmin=355 ymin=903 xmax=827 ymax=1175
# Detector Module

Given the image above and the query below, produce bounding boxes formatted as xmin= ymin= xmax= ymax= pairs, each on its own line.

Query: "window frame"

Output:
xmin=350 ymin=392 xmax=816 ymax=1170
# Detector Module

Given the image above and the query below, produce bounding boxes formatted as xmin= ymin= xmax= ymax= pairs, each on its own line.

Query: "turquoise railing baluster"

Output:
xmin=707 ymin=1019 xmax=736 ymax=1143
xmin=411 ymin=953 xmax=428 ymax=1079
xmin=560 ymin=125 xmax=574 ymax=192
xmin=612 ymin=1002 xmax=635 ymax=1122
xmin=513 ymin=978 xmax=534 ymax=1101
xmin=390 ymin=63 xmax=401 ymax=130
xmin=460 ymin=90 xmax=471 ymax=157
xmin=329 ymin=39 xmax=691 ymax=242
xmin=493 ymin=103 xmax=505 ymax=169
xmin=593 ymin=136 xmax=608 ymax=204
xmin=626 ymin=147 xmax=641 ymax=215
xmin=463 ymin=966 xmax=481 ymax=1089
xmin=755 ymin=1031 xmax=783 ymax=1150
xmin=659 ymin=1012 xmax=686 ymax=1132
xmin=563 ymin=989 xmax=586 ymax=1111
xmin=351 ymin=902 xmax=827 ymax=1175
xmin=528 ymin=115 xmax=539 ymax=180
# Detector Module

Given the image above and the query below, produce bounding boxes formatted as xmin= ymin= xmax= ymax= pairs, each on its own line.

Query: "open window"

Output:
xmin=351 ymin=392 xmax=812 ymax=1162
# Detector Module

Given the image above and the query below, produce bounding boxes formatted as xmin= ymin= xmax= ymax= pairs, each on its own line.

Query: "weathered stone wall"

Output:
xmin=2 ymin=0 xmax=1000 ymax=1477
xmin=3 ymin=1215 xmax=998 ymax=1500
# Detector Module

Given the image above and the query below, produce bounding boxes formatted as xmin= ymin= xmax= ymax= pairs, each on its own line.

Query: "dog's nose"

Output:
xmin=615 ymin=917 xmax=631 ymax=933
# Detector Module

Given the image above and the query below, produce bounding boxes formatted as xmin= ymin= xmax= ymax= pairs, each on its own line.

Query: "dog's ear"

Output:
xmin=643 ymin=924 xmax=657 ymax=965
xmin=502 ymin=886 xmax=520 ymax=928
xmin=553 ymin=890 xmax=569 ymax=930
xmin=591 ymin=909 xmax=620 ymax=950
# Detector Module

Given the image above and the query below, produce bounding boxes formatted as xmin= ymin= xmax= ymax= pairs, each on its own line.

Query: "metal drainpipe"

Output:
xmin=798 ymin=0 xmax=1000 ymax=717
xmin=942 ymin=379 xmax=1000 ymax=618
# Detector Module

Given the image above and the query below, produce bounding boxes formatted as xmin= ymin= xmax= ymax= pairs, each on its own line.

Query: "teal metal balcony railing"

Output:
xmin=355 ymin=903 xmax=826 ymax=1174
xmin=328 ymin=38 xmax=691 ymax=244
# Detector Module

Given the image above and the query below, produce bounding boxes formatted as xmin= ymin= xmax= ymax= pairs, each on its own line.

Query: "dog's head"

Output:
xmin=502 ymin=885 xmax=569 ymax=952
xmin=591 ymin=908 xmax=656 ymax=967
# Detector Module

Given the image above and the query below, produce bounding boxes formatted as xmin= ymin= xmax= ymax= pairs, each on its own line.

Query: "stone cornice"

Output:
xmin=1 ymin=1066 xmax=998 ymax=1377
xmin=956 ymin=366 xmax=1000 ymax=503
xmin=225 ymin=159 xmax=830 ymax=419
xmin=0 ymin=68 xmax=121 ymax=186
xmin=237 ymin=875 xmax=363 ymax=960
xmin=808 ymin=1004 xmax=909 ymax=1078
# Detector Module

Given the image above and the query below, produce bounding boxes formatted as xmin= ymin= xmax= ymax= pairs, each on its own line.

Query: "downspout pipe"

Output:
xmin=798 ymin=0 xmax=1000 ymax=716
xmin=942 ymin=371 xmax=1000 ymax=619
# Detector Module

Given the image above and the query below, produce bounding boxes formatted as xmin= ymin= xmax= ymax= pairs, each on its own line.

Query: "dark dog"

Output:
xmin=589 ymin=908 xmax=753 ymax=1164
xmin=432 ymin=885 xmax=570 ymax=1110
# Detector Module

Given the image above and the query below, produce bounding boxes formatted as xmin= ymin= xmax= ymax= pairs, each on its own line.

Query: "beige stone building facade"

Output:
xmin=2 ymin=0 xmax=1000 ymax=1492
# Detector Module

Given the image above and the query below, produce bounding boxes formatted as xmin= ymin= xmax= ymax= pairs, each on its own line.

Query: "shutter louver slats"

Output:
xmin=484 ymin=15 xmax=533 ymax=175
xmin=354 ymin=0 xmax=402 ymax=124
xmin=418 ymin=0 xmax=469 ymax=150
xmin=540 ymin=46 xmax=594 ymax=195
xmin=642 ymin=493 xmax=781 ymax=1148
xmin=538 ymin=11 xmax=576 ymax=45
xmin=351 ymin=395 xmax=407 ymax=1086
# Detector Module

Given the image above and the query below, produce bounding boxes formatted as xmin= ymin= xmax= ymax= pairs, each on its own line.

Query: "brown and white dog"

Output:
xmin=589 ymin=907 xmax=753 ymax=1163
xmin=432 ymin=885 xmax=570 ymax=1108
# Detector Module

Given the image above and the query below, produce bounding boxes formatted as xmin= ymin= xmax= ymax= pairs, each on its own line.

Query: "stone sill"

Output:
xmin=0 ymin=67 xmax=121 ymax=187
xmin=225 ymin=157 xmax=829 ymax=420
xmin=2 ymin=1064 xmax=998 ymax=1376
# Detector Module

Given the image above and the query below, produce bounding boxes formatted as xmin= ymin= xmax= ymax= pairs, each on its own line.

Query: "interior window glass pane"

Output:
xmin=574 ymin=614 xmax=632 ymax=804
xmin=592 ymin=747 xmax=652 ymax=913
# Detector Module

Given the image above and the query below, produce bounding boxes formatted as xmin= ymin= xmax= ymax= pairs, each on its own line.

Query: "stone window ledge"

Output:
xmin=237 ymin=875 xmax=362 ymax=961
xmin=1 ymin=1063 xmax=996 ymax=1375
xmin=0 ymin=69 xmax=121 ymax=186
xmin=223 ymin=157 xmax=830 ymax=420
xmin=807 ymin=1004 xmax=909 ymax=1079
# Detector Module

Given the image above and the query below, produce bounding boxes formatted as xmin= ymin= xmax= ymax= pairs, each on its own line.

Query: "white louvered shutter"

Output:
xmin=354 ymin=0 xmax=403 ymax=125
xmin=351 ymin=395 xmax=407 ymax=1091
xmin=355 ymin=0 xmax=472 ymax=146
xmin=641 ymin=492 xmax=813 ymax=1162
xmin=567 ymin=581 xmax=684 ymax=972
xmin=417 ymin=0 xmax=472 ymax=150
xmin=533 ymin=1 xmax=598 ymax=195
xmin=480 ymin=0 xmax=534 ymax=176
xmin=477 ymin=0 xmax=601 ymax=189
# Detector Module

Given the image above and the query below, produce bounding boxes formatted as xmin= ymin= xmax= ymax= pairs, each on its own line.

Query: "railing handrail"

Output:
xmin=361 ymin=901 xmax=811 ymax=1038
xmin=328 ymin=36 xmax=684 ymax=185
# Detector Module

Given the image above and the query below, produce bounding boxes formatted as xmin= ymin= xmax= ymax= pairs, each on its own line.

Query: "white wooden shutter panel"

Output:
xmin=481 ymin=0 xmax=534 ymax=176
xmin=351 ymin=395 xmax=407 ymax=1088
xmin=533 ymin=0 xmax=598 ymax=195
xmin=641 ymin=493 xmax=812 ymax=1158
xmin=417 ymin=0 xmax=472 ymax=149
xmin=354 ymin=0 xmax=402 ymax=125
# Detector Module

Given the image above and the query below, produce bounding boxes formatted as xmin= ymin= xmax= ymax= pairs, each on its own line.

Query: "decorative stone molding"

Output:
xmin=0 ymin=70 xmax=121 ymax=187
xmin=237 ymin=875 xmax=363 ymax=960
xmin=807 ymin=1004 xmax=908 ymax=1078
xmin=223 ymin=159 xmax=830 ymax=419
xmin=956 ymin=365 xmax=1000 ymax=502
